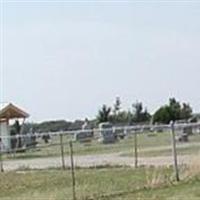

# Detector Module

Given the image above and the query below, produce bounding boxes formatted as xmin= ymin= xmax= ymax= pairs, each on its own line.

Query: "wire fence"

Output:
xmin=0 ymin=121 xmax=200 ymax=199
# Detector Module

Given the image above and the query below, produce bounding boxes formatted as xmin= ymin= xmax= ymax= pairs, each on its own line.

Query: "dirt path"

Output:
xmin=2 ymin=153 xmax=198 ymax=171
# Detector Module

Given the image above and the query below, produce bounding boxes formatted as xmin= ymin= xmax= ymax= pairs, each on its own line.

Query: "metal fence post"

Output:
xmin=69 ymin=141 xmax=76 ymax=200
xmin=59 ymin=134 xmax=65 ymax=170
xmin=170 ymin=121 xmax=180 ymax=182
xmin=134 ymin=131 xmax=138 ymax=168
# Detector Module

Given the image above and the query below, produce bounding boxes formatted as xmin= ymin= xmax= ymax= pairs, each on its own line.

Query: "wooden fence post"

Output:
xmin=170 ymin=121 xmax=180 ymax=182
xmin=134 ymin=131 xmax=138 ymax=168
xmin=69 ymin=141 xmax=76 ymax=200
xmin=59 ymin=134 xmax=65 ymax=170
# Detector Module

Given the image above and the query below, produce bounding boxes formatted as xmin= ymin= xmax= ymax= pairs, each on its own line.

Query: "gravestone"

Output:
xmin=75 ymin=120 xmax=93 ymax=143
xmin=176 ymin=133 xmax=189 ymax=142
xmin=183 ymin=126 xmax=193 ymax=136
xmin=98 ymin=122 xmax=117 ymax=144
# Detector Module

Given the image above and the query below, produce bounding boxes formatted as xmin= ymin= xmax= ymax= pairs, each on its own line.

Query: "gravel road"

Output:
xmin=2 ymin=153 xmax=198 ymax=171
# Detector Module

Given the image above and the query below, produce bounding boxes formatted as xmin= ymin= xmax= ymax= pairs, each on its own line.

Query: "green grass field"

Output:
xmin=4 ymin=132 xmax=200 ymax=160
xmin=0 ymin=167 xmax=200 ymax=200
xmin=121 ymin=143 xmax=200 ymax=157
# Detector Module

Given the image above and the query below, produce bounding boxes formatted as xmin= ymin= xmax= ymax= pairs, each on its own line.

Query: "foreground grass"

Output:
xmin=0 ymin=167 xmax=200 ymax=200
xmin=102 ymin=178 xmax=200 ymax=200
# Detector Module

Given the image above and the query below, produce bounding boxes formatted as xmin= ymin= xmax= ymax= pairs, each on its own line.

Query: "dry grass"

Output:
xmin=182 ymin=151 xmax=200 ymax=179
xmin=0 ymin=166 xmax=200 ymax=200
xmin=144 ymin=166 xmax=172 ymax=188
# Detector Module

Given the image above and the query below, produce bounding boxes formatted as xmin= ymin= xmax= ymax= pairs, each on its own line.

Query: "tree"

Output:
xmin=110 ymin=110 xmax=133 ymax=125
xmin=180 ymin=103 xmax=192 ymax=119
xmin=132 ymin=101 xmax=151 ymax=123
xmin=36 ymin=120 xmax=72 ymax=132
xmin=111 ymin=97 xmax=132 ymax=124
xmin=10 ymin=120 xmax=22 ymax=149
xmin=153 ymin=106 xmax=172 ymax=124
xmin=153 ymin=98 xmax=193 ymax=124
xmin=113 ymin=96 xmax=121 ymax=115
xmin=97 ymin=104 xmax=112 ymax=123
xmin=142 ymin=108 xmax=151 ymax=122
xmin=132 ymin=102 xmax=143 ymax=121
xmin=13 ymin=120 xmax=21 ymax=134
xmin=169 ymin=98 xmax=181 ymax=121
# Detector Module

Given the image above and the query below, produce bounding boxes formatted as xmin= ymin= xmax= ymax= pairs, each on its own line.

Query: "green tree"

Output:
xmin=153 ymin=98 xmax=193 ymax=124
xmin=111 ymin=97 xmax=132 ymax=124
xmin=97 ymin=104 xmax=112 ymax=123
xmin=153 ymin=106 xmax=172 ymax=124
xmin=110 ymin=110 xmax=133 ymax=125
xmin=113 ymin=96 xmax=121 ymax=115
xmin=10 ymin=120 xmax=22 ymax=149
xmin=132 ymin=101 xmax=151 ymax=123
xmin=13 ymin=120 xmax=21 ymax=134
xmin=180 ymin=103 xmax=192 ymax=119
xmin=169 ymin=98 xmax=181 ymax=121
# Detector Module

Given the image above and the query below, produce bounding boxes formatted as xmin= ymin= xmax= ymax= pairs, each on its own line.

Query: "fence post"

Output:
xmin=0 ymin=144 xmax=4 ymax=172
xmin=170 ymin=121 xmax=180 ymax=182
xmin=59 ymin=134 xmax=65 ymax=170
xmin=134 ymin=131 xmax=138 ymax=168
xmin=69 ymin=141 xmax=76 ymax=200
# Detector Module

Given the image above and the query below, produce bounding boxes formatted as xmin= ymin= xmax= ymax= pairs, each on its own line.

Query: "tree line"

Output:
xmin=97 ymin=97 xmax=194 ymax=124
xmin=20 ymin=97 xmax=196 ymax=134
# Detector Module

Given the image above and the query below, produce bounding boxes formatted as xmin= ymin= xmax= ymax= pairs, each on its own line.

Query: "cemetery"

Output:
xmin=0 ymin=102 xmax=200 ymax=200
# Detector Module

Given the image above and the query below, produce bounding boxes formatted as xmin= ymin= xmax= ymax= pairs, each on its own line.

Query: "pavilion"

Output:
xmin=0 ymin=103 xmax=29 ymax=151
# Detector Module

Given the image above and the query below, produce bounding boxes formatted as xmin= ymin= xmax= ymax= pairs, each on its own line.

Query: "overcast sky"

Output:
xmin=1 ymin=1 xmax=200 ymax=122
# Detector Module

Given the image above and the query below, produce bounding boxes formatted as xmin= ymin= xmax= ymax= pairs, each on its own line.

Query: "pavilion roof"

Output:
xmin=0 ymin=103 xmax=29 ymax=120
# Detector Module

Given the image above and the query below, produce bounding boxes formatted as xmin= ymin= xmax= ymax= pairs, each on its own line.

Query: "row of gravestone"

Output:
xmin=75 ymin=122 xmax=120 ymax=144
xmin=75 ymin=122 xmax=200 ymax=144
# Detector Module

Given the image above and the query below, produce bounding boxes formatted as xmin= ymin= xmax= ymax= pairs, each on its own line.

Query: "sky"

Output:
xmin=0 ymin=0 xmax=200 ymax=122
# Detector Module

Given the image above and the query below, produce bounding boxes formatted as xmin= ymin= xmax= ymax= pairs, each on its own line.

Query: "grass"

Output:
xmin=0 ymin=166 xmax=200 ymax=200
xmin=104 ymin=178 xmax=200 ymax=200
xmin=122 ymin=142 xmax=200 ymax=157
xmin=3 ymin=132 xmax=200 ymax=160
